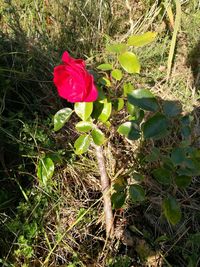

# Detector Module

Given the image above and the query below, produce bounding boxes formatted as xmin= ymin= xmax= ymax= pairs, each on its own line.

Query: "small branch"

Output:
xmin=95 ymin=144 xmax=114 ymax=237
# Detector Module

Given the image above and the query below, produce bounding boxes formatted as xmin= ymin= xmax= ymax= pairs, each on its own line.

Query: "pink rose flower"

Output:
xmin=53 ymin=51 xmax=98 ymax=103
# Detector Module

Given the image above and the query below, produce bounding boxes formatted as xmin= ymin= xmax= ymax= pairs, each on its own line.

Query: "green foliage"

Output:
xmin=111 ymin=174 xmax=145 ymax=209
xmin=37 ymin=157 xmax=55 ymax=188
xmin=99 ymin=77 xmax=111 ymax=87
xmin=74 ymin=134 xmax=91 ymax=155
xmin=163 ymin=196 xmax=182 ymax=225
xmin=107 ymin=255 xmax=132 ymax=267
xmin=123 ymin=82 xmax=134 ymax=97
xmin=117 ymin=121 xmax=140 ymax=140
xmin=75 ymin=121 xmax=94 ymax=132
xmin=153 ymin=168 xmax=172 ymax=185
xmin=106 ymin=43 xmax=127 ymax=54
xmin=127 ymin=32 xmax=157 ymax=47
xmin=74 ymin=102 xmax=93 ymax=121
xmin=111 ymin=69 xmax=122 ymax=81
xmin=2 ymin=186 xmax=50 ymax=264
xmin=174 ymin=175 xmax=192 ymax=188
xmin=14 ymin=235 xmax=34 ymax=259
xmin=54 ymin=108 xmax=73 ymax=131
xmin=127 ymin=101 xmax=138 ymax=116
xmin=144 ymin=147 xmax=160 ymax=163
xmin=132 ymin=172 xmax=144 ymax=182
xmin=111 ymin=192 xmax=126 ymax=209
xmin=97 ymin=63 xmax=113 ymax=71
xmin=118 ymin=52 xmax=140 ymax=73
xmin=129 ymin=184 xmax=145 ymax=202
xmin=113 ymin=98 xmax=124 ymax=111
xmin=91 ymin=128 xmax=105 ymax=146
xmin=127 ymin=89 xmax=158 ymax=112
xmin=162 ymin=100 xmax=182 ymax=117
xmin=171 ymin=147 xmax=186 ymax=165
xmin=142 ymin=113 xmax=168 ymax=139
xmin=97 ymin=99 xmax=112 ymax=123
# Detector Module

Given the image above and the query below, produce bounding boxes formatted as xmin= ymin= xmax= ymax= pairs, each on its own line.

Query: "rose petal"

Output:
xmin=84 ymin=76 xmax=98 ymax=102
xmin=62 ymin=51 xmax=71 ymax=64
xmin=53 ymin=65 xmax=69 ymax=88
xmin=62 ymin=51 xmax=85 ymax=67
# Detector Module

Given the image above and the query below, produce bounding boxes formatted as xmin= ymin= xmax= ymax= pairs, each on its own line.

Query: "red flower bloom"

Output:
xmin=53 ymin=51 xmax=98 ymax=103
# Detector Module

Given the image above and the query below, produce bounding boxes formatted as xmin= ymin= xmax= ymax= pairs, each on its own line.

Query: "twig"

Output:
xmin=94 ymin=144 xmax=114 ymax=237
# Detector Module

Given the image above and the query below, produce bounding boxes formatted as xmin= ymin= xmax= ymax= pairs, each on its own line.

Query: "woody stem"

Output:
xmin=94 ymin=144 xmax=114 ymax=237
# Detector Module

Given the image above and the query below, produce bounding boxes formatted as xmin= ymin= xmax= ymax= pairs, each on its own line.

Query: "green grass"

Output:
xmin=0 ymin=0 xmax=200 ymax=266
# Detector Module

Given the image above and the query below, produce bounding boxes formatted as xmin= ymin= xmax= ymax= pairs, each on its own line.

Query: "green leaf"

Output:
xmin=162 ymin=156 xmax=175 ymax=171
xmin=75 ymin=121 xmax=93 ymax=132
xmin=142 ymin=113 xmax=168 ymax=139
xmin=123 ymin=82 xmax=134 ymax=97
xmin=144 ymin=147 xmax=160 ymax=163
xmin=96 ymin=86 xmax=106 ymax=101
xmin=37 ymin=157 xmax=54 ymax=187
xmin=111 ymin=192 xmax=126 ymax=209
xmin=152 ymin=168 xmax=172 ymax=185
xmin=129 ymin=109 xmax=144 ymax=123
xmin=155 ymin=235 xmax=169 ymax=244
xmin=117 ymin=121 xmax=140 ymax=140
xmin=74 ymin=134 xmax=91 ymax=155
xmin=91 ymin=128 xmax=105 ymax=146
xmin=127 ymin=102 xmax=139 ymax=116
xmin=54 ymin=108 xmax=73 ymax=131
xmin=111 ymin=69 xmax=123 ymax=81
xmin=129 ymin=184 xmax=145 ymax=202
xmin=99 ymin=77 xmax=111 ymax=87
xmin=74 ymin=102 xmax=93 ymax=121
xmin=113 ymin=177 xmax=127 ymax=192
xmin=106 ymin=43 xmax=127 ymax=53
xmin=104 ymin=121 xmax=111 ymax=128
xmin=163 ymin=196 xmax=181 ymax=225
xmin=97 ymin=63 xmax=113 ymax=71
xmin=127 ymin=32 xmax=157 ymax=47
xmin=132 ymin=172 xmax=144 ymax=182
xmin=127 ymin=89 xmax=159 ymax=111
xmin=190 ymin=148 xmax=200 ymax=159
xmin=181 ymin=126 xmax=191 ymax=139
xmin=98 ymin=99 xmax=112 ymax=123
xmin=163 ymin=100 xmax=182 ymax=117
xmin=113 ymin=98 xmax=124 ymax=111
xmin=174 ymin=175 xmax=192 ymax=188
xmin=183 ymin=158 xmax=200 ymax=176
xmin=118 ymin=52 xmax=141 ymax=74
xmin=180 ymin=115 xmax=192 ymax=126
xmin=171 ymin=147 xmax=186 ymax=165
xmin=187 ymin=233 xmax=200 ymax=245
xmin=177 ymin=164 xmax=200 ymax=176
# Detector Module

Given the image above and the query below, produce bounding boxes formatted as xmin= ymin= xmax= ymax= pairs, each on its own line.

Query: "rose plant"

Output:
xmin=37 ymin=31 xmax=200 ymax=237
xmin=52 ymin=32 xmax=158 ymax=236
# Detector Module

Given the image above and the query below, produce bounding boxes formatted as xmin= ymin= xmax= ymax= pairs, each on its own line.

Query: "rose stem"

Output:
xmin=94 ymin=144 xmax=114 ymax=237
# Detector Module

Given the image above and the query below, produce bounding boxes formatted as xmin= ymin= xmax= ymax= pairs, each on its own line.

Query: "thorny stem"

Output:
xmin=95 ymin=145 xmax=114 ymax=237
